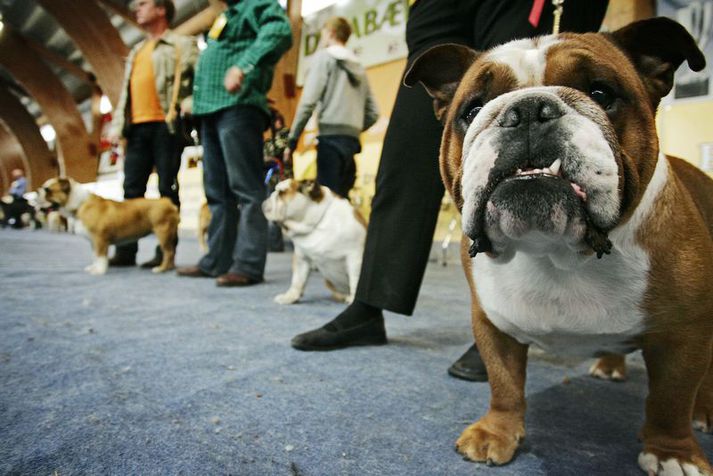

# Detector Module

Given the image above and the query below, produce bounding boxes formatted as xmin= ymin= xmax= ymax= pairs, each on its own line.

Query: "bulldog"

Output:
xmin=262 ymin=179 xmax=366 ymax=304
xmin=404 ymin=17 xmax=713 ymax=475
xmin=38 ymin=177 xmax=179 ymax=275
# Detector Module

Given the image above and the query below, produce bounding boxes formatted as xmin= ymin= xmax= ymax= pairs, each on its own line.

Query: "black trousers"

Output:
xmin=356 ymin=0 xmax=609 ymax=315
xmin=116 ymin=121 xmax=182 ymax=257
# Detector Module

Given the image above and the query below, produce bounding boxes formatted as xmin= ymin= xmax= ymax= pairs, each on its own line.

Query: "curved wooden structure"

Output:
xmin=0 ymin=88 xmax=57 ymax=189
xmin=0 ymin=30 xmax=95 ymax=182
xmin=37 ymin=0 xmax=129 ymax=108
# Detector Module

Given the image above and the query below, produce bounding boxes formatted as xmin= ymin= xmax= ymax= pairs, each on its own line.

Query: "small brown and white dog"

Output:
xmin=405 ymin=17 xmax=713 ymax=475
xmin=262 ymin=179 xmax=366 ymax=304
xmin=38 ymin=177 xmax=179 ymax=275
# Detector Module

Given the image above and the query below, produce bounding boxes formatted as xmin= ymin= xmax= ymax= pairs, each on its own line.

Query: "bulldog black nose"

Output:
xmin=498 ymin=95 xmax=566 ymax=128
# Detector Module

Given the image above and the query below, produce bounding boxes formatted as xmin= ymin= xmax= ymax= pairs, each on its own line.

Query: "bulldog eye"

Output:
xmin=460 ymin=99 xmax=483 ymax=125
xmin=589 ymin=83 xmax=616 ymax=111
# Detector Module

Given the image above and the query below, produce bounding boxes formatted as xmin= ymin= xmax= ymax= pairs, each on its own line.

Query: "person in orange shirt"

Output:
xmin=108 ymin=0 xmax=197 ymax=268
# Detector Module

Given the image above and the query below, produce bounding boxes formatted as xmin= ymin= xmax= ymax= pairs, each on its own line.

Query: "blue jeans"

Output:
xmin=316 ymin=135 xmax=361 ymax=198
xmin=198 ymin=105 xmax=268 ymax=279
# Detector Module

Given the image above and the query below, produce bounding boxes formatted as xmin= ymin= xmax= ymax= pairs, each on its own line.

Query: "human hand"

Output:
xmin=180 ymin=96 xmax=193 ymax=116
xmin=224 ymin=66 xmax=244 ymax=93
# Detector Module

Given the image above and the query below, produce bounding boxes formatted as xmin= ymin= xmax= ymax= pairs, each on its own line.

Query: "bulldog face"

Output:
xmin=405 ymin=18 xmax=705 ymax=260
xmin=37 ymin=177 xmax=73 ymax=208
xmin=262 ymin=179 xmax=325 ymax=224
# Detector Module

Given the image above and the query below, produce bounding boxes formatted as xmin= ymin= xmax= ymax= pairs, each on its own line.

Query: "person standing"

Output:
xmin=2 ymin=169 xmax=28 ymax=229
xmin=176 ymin=0 xmax=292 ymax=287
xmin=283 ymin=17 xmax=379 ymax=199
xmin=8 ymin=169 xmax=26 ymax=200
xmin=108 ymin=0 xmax=198 ymax=268
xmin=290 ymin=0 xmax=610 ymax=382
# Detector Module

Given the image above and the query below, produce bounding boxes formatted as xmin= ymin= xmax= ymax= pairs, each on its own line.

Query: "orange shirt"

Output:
xmin=130 ymin=40 xmax=165 ymax=124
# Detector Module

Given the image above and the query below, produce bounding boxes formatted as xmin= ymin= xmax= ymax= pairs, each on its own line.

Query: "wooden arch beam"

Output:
xmin=37 ymin=0 xmax=129 ymax=108
xmin=0 ymin=89 xmax=57 ymax=189
xmin=0 ymin=30 xmax=95 ymax=183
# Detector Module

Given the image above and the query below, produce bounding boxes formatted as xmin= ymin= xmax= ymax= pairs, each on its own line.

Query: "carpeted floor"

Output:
xmin=1 ymin=229 xmax=711 ymax=475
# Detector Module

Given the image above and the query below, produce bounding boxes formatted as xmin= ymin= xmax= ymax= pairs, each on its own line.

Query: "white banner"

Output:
xmin=296 ymin=0 xmax=409 ymax=86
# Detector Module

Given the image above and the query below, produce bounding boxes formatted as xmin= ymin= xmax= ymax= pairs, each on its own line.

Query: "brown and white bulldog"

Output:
xmin=38 ymin=177 xmax=179 ymax=275
xmin=405 ymin=17 xmax=713 ymax=475
xmin=262 ymin=179 xmax=366 ymax=304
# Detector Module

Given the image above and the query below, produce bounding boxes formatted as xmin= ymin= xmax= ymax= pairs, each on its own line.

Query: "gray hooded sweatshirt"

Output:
xmin=288 ymin=45 xmax=379 ymax=148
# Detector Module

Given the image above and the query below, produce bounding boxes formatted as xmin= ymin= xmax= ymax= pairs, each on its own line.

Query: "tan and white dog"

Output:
xmin=38 ymin=177 xmax=179 ymax=275
xmin=405 ymin=18 xmax=713 ymax=475
xmin=197 ymin=201 xmax=211 ymax=253
xmin=262 ymin=179 xmax=366 ymax=304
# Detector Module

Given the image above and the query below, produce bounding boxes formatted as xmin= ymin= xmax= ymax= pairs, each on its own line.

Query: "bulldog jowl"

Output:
xmin=461 ymin=88 xmax=619 ymax=262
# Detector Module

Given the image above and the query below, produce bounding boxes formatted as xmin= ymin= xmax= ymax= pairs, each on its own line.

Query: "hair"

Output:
xmin=152 ymin=0 xmax=176 ymax=24
xmin=323 ymin=17 xmax=351 ymax=44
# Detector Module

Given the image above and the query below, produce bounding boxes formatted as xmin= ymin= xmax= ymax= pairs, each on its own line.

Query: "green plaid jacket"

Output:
xmin=192 ymin=0 xmax=292 ymax=116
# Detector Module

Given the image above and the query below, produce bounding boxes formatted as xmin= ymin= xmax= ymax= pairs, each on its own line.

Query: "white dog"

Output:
xmin=262 ymin=179 xmax=366 ymax=304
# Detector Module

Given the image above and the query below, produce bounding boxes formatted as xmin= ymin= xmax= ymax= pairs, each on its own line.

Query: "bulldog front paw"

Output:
xmin=589 ymin=354 xmax=627 ymax=381
xmin=274 ymin=290 xmax=301 ymax=305
xmin=84 ymin=263 xmax=107 ymax=275
xmin=638 ymin=451 xmax=711 ymax=476
xmin=456 ymin=418 xmax=524 ymax=465
xmin=151 ymin=264 xmax=174 ymax=274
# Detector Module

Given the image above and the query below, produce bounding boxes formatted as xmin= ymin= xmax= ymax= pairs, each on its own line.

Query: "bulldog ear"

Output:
xmin=308 ymin=181 xmax=324 ymax=202
xmin=610 ymin=17 xmax=706 ymax=108
xmin=404 ymin=44 xmax=479 ymax=121
xmin=58 ymin=177 xmax=71 ymax=194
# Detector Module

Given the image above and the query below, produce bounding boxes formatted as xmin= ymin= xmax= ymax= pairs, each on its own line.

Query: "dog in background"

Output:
xmin=262 ymin=179 xmax=366 ymax=304
xmin=38 ymin=177 xmax=179 ymax=275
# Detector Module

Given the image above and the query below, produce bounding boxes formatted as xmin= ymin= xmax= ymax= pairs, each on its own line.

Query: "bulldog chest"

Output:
xmin=472 ymin=245 xmax=650 ymax=356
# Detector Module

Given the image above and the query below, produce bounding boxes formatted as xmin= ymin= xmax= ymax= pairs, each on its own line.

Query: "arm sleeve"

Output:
xmin=288 ymin=53 xmax=330 ymax=147
xmin=179 ymin=36 xmax=199 ymax=100
xmin=362 ymin=83 xmax=380 ymax=131
xmin=234 ymin=1 xmax=293 ymax=74
xmin=110 ymin=47 xmax=136 ymax=137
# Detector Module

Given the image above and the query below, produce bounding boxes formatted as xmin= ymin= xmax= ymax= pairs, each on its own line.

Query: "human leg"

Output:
xmin=111 ymin=124 xmax=154 ymax=265
xmin=216 ymin=105 xmax=268 ymax=283
xmin=141 ymin=122 xmax=181 ymax=268
xmin=178 ymin=112 xmax=237 ymax=277
xmin=292 ymin=76 xmax=446 ymax=351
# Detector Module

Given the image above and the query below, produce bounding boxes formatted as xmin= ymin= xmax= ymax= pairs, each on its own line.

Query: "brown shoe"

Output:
xmin=216 ymin=272 xmax=263 ymax=287
xmin=176 ymin=265 xmax=212 ymax=278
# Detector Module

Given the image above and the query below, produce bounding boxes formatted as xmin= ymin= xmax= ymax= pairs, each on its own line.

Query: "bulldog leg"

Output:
xmin=693 ymin=359 xmax=713 ymax=434
xmin=638 ymin=332 xmax=713 ymax=475
xmin=589 ymin=353 xmax=627 ymax=381
xmin=345 ymin=251 xmax=363 ymax=304
xmin=275 ymin=252 xmax=311 ymax=304
xmin=153 ymin=224 xmax=177 ymax=273
xmin=456 ymin=310 xmax=528 ymax=465
xmin=85 ymin=236 xmax=109 ymax=275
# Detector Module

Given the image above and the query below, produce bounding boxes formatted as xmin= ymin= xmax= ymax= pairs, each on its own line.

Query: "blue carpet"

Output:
xmin=1 ymin=229 xmax=711 ymax=475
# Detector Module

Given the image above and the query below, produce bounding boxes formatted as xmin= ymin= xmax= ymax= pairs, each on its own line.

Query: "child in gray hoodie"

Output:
xmin=285 ymin=17 xmax=379 ymax=198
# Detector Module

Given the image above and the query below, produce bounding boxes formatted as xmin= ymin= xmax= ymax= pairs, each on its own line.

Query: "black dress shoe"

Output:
xmin=291 ymin=316 xmax=387 ymax=351
xmin=108 ymin=255 xmax=136 ymax=267
xmin=448 ymin=344 xmax=488 ymax=382
xmin=140 ymin=254 xmax=163 ymax=269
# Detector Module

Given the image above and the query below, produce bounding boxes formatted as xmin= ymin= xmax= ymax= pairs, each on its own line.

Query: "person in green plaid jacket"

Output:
xmin=177 ymin=0 xmax=292 ymax=286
